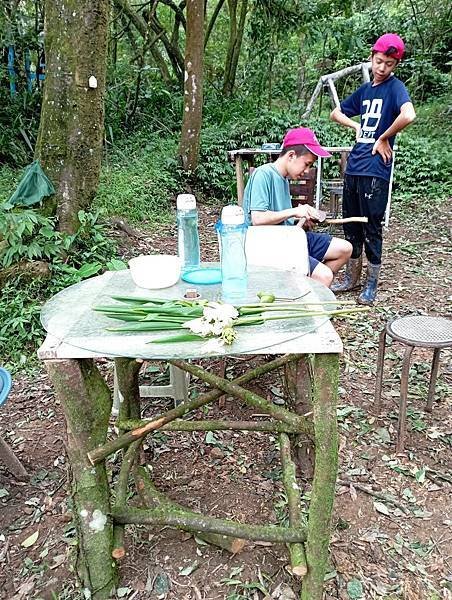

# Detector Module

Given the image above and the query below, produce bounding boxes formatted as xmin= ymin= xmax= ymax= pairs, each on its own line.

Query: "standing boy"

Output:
xmin=330 ymin=33 xmax=416 ymax=304
xmin=242 ymin=127 xmax=352 ymax=287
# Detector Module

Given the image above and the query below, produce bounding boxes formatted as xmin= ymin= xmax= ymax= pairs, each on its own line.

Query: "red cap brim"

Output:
xmin=306 ymin=144 xmax=332 ymax=158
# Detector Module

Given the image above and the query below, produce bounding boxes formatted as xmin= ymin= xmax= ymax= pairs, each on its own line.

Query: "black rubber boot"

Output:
xmin=358 ymin=263 xmax=381 ymax=305
xmin=331 ymin=255 xmax=362 ymax=292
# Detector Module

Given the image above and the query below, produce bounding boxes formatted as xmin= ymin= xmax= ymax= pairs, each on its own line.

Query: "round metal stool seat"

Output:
xmin=387 ymin=316 xmax=452 ymax=348
xmin=374 ymin=315 xmax=452 ymax=452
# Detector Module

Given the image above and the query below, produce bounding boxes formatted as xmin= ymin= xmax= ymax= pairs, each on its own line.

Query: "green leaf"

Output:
xmin=347 ymin=578 xmax=364 ymax=599
xmin=373 ymin=501 xmax=391 ymax=516
xmin=179 ymin=560 xmax=198 ymax=576
xmin=415 ymin=467 xmax=426 ymax=483
xmin=205 ymin=431 xmax=217 ymax=445
xmin=21 ymin=530 xmax=39 ymax=548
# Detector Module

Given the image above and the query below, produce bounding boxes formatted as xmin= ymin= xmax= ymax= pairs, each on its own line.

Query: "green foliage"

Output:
xmin=0 ymin=209 xmax=119 ymax=371
xmin=0 ymin=81 xmax=41 ymax=167
xmin=394 ymin=135 xmax=451 ymax=199
xmin=195 ymin=106 xmax=352 ymax=200
xmin=95 ymin=135 xmax=181 ymax=226
xmin=394 ymin=100 xmax=452 ymax=199
xmin=0 ymin=210 xmax=66 ymax=267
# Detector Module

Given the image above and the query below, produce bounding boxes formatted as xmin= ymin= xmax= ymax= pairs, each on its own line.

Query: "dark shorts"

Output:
xmin=306 ymin=232 xmax=332 ymax=274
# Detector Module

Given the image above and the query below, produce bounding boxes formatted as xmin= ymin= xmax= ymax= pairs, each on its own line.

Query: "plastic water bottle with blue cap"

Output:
xmin=177 ymin=193 xmax=200 ymax=275
xmin=217 ymin=205 xmax=248 ymax=304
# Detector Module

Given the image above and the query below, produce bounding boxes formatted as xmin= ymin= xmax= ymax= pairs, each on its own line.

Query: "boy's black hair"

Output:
xmin=371 ymin=46 xmax=400 ymax=61
xmin=280 ymin=144 xmax=312 ymax=157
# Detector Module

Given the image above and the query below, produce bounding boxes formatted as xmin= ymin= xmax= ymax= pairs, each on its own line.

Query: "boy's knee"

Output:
xmin=333 ymin=238 xmax=352 ymax=261
xmin=344 ymin=240 xmax=353 ymax=259
xmin=311 ymin=264 xmax=334 ymax=288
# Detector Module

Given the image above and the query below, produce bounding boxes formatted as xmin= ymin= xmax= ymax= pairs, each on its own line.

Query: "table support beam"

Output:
xmin=302 ymin=353 xmax=339 ymax=600
xmin=45 ymin=358 xmax=117 ymax=599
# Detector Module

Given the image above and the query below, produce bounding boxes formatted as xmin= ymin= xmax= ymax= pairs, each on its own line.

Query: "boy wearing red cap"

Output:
xmin=242 ymin=127 xmax=352 ymax=287
xmin=330 ymin=33 xmax=416 ymax=304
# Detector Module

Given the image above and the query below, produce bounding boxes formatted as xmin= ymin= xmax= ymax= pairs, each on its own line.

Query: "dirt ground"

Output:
xmin=0 ymin=196 xmax=451 ymax=600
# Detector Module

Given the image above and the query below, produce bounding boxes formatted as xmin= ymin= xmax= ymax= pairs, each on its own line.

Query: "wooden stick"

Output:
xmin=279 ymin=433 xmax=307 ymax=577
xmin=112 ymin=506 xmax=307 ymax=543
xmin=325 ymin=216 xmax=368 ymax=224
xmin=117 ymin=418 xmax=301 ymax=434
xmin=112 ymin=440 xmax=142 ymax=559
xmin=88 ymin=354 xmax=299 ymax=464
xmin=337 ymin=479 xmax=410 ymax=514
xmin=169 ymin=360 xmax=314 ymax=436
xmin=134 ymin=467 xmax=246 ymax=553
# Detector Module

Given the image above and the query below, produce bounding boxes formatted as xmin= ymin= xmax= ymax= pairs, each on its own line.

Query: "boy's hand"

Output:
xmin=294 ymin=204 xmax=319 ymax=229
xmin=372 ymin=138 xmax=392 ymax=163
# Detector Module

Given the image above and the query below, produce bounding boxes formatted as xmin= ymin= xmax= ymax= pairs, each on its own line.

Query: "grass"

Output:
xmin=94 ymin=135 xmax=181 ymax=228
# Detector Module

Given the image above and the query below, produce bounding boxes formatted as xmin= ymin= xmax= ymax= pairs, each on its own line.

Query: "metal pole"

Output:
xmin=385 ymin=152 xmax=396 ymax=228
xmin=315 ymin=157 xmax=322 ymax=210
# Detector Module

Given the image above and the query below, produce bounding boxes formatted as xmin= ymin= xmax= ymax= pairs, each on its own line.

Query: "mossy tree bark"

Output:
xmin=301 ymin=353 xmax=339 ymax=600
xmin=178 ymin=0 xmax=204 ymax=171
xmin=46 ymin=358 xmax=117 ymax=599
xmin=35 ymin=0 xmax=109 ymax=234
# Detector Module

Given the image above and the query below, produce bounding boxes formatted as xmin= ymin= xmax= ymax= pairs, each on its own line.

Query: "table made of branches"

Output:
xmin=38 ymin=268 xmax=342 ymax=600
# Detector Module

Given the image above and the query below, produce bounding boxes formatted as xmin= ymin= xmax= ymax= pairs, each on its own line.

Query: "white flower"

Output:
xmin=184 ymin=317 xmax=212 ymax=336
xmin=204 ymin=302 xmax=238 ymax=323
xmin=183 ymin=302 xmax=239 ymax=342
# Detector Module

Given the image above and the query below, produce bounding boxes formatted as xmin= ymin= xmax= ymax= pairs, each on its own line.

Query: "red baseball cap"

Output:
xmin=372 ymin=33 xmax=405 ymax=61
xmin=282 ymin=127 xmax=331 ymax=158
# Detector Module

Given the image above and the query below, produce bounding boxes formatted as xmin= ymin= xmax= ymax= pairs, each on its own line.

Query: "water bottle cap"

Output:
xmin=177 ymin=194 xmax=196 ymax=210
xmin=221 ymin=205 xmax=245 ymax=225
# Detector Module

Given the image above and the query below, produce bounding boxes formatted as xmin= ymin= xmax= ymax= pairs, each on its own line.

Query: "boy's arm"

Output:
xmin=330 ymin=107 xmax=360 ymax=138
xmin=372 ymin=102 xmax=416 ymax=162
xmin=251 ymin=204 xmax=319 ymax=226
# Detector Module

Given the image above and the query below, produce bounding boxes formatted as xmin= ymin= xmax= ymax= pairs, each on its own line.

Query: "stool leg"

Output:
xmin=397 ymin=345 xmax=414 ymax=453
xmin=373 ymin=328 xmax=387 ymax=415
xmin=169 ymin=364 xmax=190 ymax=405
xmin=426 ymin=348 xmax=441 ymax=412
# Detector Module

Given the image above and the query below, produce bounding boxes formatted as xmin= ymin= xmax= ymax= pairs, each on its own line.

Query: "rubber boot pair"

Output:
xmin=331 ymin=255 xmax=362 ymax=292
xmin=358 ymin=263 xmax=381 ymax=305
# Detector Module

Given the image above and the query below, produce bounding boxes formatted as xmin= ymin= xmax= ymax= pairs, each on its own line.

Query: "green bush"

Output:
xmin=0 ymin=209 xmax=122 ymax=372
xmin=95 ymin=136 xmax=181 ymax=226
xmin=394 ymin=135 xmax=452 ymax=199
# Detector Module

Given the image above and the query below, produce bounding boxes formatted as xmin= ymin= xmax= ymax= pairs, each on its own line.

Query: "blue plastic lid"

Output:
xmin=181 ymin=267 xmax=222 ymax=285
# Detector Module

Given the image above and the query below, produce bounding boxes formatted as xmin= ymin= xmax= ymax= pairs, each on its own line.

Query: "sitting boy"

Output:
xmin=242 ymin=127 xmax=352 ymax=287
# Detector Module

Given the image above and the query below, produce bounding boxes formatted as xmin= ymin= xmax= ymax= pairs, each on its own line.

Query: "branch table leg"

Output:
xmin=46 ymin=358 xmax=117 ymax=599
xmin=301 ymin=353 xmax=339 ymax=600
xmin=285 ymin=355 xmax=315 ymax=478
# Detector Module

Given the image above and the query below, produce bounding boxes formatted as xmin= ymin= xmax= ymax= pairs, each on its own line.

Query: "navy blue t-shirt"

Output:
xmin=341 ymin=75 xmax=411 ymax=180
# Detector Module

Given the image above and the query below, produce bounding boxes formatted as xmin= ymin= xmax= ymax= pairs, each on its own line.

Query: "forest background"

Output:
xmin=0 ymin=0 xmax=451 ymax=370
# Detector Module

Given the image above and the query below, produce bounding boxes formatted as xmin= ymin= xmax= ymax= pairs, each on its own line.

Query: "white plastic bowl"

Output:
xmin=128 ymin=254 xmax=181 ymax=289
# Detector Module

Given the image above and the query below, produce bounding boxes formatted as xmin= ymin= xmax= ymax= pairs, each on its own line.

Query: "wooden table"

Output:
xmin=38 ymin=267 xmax=342 ymax=600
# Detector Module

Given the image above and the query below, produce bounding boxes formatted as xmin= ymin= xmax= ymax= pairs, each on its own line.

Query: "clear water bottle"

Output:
xmin=176 ymin=193 xmax=200 ymax=274
xmin=217 ymin=205 xmax=248 ymax=304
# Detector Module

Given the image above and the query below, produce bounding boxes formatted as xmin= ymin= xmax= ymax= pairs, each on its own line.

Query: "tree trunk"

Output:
xmin=35 ymin=0 xmax=109 ymax=234
xmin=46 ymin=358 xmax=117 ymax=598
xmin=222 ymin=0 xmax=248 ymax=97
xmin=178 ymin=0 xmax=204 ymax=171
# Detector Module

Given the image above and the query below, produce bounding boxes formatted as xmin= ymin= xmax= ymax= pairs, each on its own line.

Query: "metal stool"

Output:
xmin=113 ymin=363 xmax=189 ymax=415
xmin=374 ymin=316 xmax=452 ymax=452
